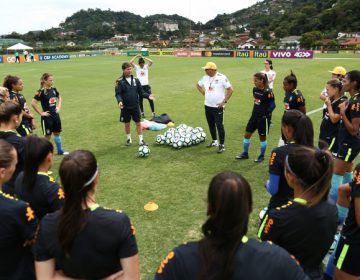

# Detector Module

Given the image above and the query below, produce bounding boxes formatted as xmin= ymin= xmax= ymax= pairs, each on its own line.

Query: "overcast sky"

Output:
xmin=0 ymin=0 xmax=260 ymax=35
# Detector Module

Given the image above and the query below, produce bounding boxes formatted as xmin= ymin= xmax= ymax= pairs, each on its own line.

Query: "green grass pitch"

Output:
xmin=1 ymin=53 xmax=360 ymax=278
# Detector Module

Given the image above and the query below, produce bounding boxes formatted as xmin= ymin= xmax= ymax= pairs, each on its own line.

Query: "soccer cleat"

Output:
xmin=217 ymin=144 xmax=225 ymax=154
xmin=126 ymin=139 xmax=132 ymax=146
xmin=152 ymin=112 xmax=156 ymax=118
xmin=206 ymin=140 xmax=218 ymax=148
xmin=139 ymin=140 xmax=148 ymax=146
xmin=57 ymin=151 xmax=69 ymax=155
xmin=235 ymin=152 xmax=249 ymax=160
xmin=254 ymin=155 xmax=265 ymax=163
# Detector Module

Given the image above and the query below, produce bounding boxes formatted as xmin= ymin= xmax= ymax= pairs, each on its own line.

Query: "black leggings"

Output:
xmin=139 ymin=85 xmax=155 ymax=113
xmin=205 ymin=105 xmax=225 ymax=144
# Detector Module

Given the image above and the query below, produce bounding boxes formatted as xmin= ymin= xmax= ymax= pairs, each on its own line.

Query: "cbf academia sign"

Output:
xmin=39 ymin=54 xmax=70 ymax=61
xmin=270 ymin=50 xmax=313 ymax=59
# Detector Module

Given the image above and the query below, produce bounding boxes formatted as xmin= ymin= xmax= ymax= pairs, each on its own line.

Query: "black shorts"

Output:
xmin=41 ymin=114 xmax=62 ymax=136
xmin=246 ymin=116 xmax=270 ymax=136
xmin=333 ymin=236 xmax=360 ymax=276
xmin=120 ymin=107 xmax=141 ymax=123
xmin=336 ymin=140 xmax=360 ymax=163
xmin=16 ymin=121 xmax=32 ymax=137
xmin=319 ymin=136 xmax=339 ymax=154
xmin=142 ymin=85 xmax=152 ymax=96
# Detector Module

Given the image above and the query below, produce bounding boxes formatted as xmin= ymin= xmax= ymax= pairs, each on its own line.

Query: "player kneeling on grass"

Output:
xmin=115 ymin=62 xmax=155 ymax=146
xmin=155 ymin=171 xmax=309 ymax=280
xmin=34 ymin=150 xmax=140 ymax=280
xmin=259 ymin=146 xmax=338 ymax=279
xmin=236 ymin=72 xmax=274 ymax=162
xmin=31 ymin=73 xmax=68 ymax=155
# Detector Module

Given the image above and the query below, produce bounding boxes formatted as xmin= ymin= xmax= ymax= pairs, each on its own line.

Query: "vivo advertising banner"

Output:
xmin=0 ymin=56 xmax=3 ymax=64
xmin=39 ymin=54 xmax=70 ymax=61
xmin=270 ymin=50 xmax=313 ymax=59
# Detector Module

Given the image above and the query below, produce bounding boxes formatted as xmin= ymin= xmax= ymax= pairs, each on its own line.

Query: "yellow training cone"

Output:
xmin=144 ymin=202 xmax=159 ymax=212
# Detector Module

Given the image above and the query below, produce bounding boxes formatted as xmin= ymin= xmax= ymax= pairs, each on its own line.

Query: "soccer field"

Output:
xmin=1 ymin=54 xmax=360 ymax=278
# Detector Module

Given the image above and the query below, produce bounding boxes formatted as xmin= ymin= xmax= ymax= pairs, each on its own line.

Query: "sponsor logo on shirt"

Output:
xmin=49 ymin=97 xmax=56 ymax=106
xmin=58 ymin=188 xmax=65 ymax=200
xmin=157 ymin=251 xmax=175 ymax=274
xmin=353 ymin=169 xmax=360 ymax=185
xmin=26 ymin=206 xmax=35 ymax=222
xmin=269 ymin=152 xmax=276 ymax=166
xmin=264 ymin=218 xmax=274 ymax=234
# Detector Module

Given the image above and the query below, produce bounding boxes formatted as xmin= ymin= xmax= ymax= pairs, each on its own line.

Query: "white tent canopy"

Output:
xmin=7 ymin=43 xmax=33 ymax=50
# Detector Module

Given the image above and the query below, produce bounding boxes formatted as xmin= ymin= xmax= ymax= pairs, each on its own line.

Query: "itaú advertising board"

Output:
xmin=38 ymin=54 xmax=70 ymax=61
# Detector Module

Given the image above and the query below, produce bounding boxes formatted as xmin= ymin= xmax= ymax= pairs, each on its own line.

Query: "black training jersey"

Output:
xmin=342 ymin=164 xmax=360 ymax=244
xmin=9 ymin=91 xmax=31 ymax=127
xmin=10 ymin=92 xmax=28 ymax=113
xmin=259 ymin=199 xmax=337 ymax=271
xmin=338 ymin=92 xmax=360 ymax=145
xmin=268 ymin=144 xmax=298 ymax=209
xmin=320 ymin=96 xmax=347 ymax=140
xmin=34 ymin=205 xmax=138 ymax=279
xmin=33 ymin=87 xmax=60 ymax=116
xmin=0 ymin=191 xmax=37 ymax=280
xmin=0 ymin=131 xmax=25 ymax=194
xmin=115 ymin=75 xmax=150 ymax=109
xmin=14 ymin=172 xmax=65 ymax=220
xmin=251 ymin=87 xmax=274 ymax=118
xmin=155 ymin=237 xmax=309 ymax=280
xmin=284 ymin=89 xmax=305 ymax=111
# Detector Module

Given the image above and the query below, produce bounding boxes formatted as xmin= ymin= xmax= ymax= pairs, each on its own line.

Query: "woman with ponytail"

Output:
xmin=259 ymin=146 xmax=338 ymax=279
xmin=0 ymin=140 xmax=37 ymax=280
xmin=155 ymin=172 xmax=309 ymax=280
xmin=14 ymin=135 xmax=64 ymax=219
xmin=236 ymin=72 xmax=274 ymax=162
xmin=283 ymin=71 xmax=306 ymax=113
xmin=34 ymin=150 xmax=139 ymax=279
xmin=319 ymin=79 xmax=347 ymax=154
xmin=265 ymin=110 xmax=314 ymax=209
xmin=3 ymin=75 xmax=36 ymax=136
xmin=0 ymin=100 xmax=25 ymax=195
xmin=330 ymin=71 xmax=360 ymax=204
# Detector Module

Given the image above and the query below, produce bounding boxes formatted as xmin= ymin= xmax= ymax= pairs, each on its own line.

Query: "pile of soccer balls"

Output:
xmin=155 ymin=124 xmax=206 ymax=149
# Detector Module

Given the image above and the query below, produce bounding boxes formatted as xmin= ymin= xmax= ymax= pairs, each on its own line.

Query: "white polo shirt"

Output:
xmin=198 ymin=72 xmax=232 ymax=108
xmin=261 ymin=69 xmax=276 ymax=89
xmin=135 ymin=64 xmax=149 ymax=86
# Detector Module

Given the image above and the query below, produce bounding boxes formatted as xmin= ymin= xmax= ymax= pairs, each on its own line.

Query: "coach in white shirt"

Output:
xmin=196 ymin=62 xmax=233 ymax=154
